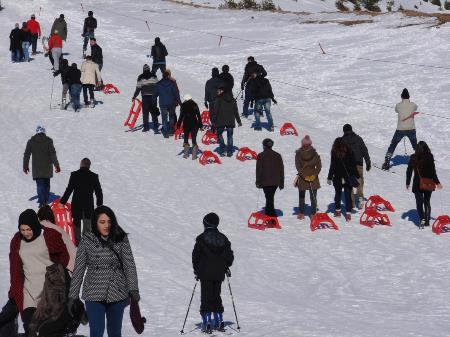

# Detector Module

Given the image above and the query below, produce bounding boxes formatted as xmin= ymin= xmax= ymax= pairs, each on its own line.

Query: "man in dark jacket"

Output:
xmin=66 ymin=63 xmax=82 ymax=111
xmin=53 ymin=58 xmax=70 ymax=109
xmin=153 ymin=69 xmax=180 ymax=138
xmin=241 ymin=56 xmax=266 ymax=118
xmin=19 ymin=22 xmax=32 ymax=62
xmin=9 ymin=23 xmax=22 ymax=63
xmin=256 ymin=138 xmax=284 ymax=217
xmin=82 ymin=11 xmax=97 ymax=53
xmin=219 ymin=65 xmax=234 ymax=94
xmin=204 ymin=67 xmax=223 ymax=129
xmin=89 ymin=38 xmax=103 ymax=70
xmin=342 ymin=124 xmax=371 ymax=209
xmin=51 ymin=14 xmax=67 ymax=41
xmin=192 ymin=213 xmax=234 ymax=334
xmin=132 ymin=64 xmax=159 ymax=132
xmin=150 ymin=37 xmax=168 ymax=76
xmin=213 ymin=87 xmax=242 ymax=157
xmin=60 ymin=158 xmax=103 ymax=245
xmin=250 ymin=73 xmax=277 ymax=131
xmin=23 ymin=126 xmax=61 ymax=207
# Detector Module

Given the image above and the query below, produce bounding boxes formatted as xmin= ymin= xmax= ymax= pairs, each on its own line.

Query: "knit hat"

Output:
xmin=401 ymin=88 xmax=410 ymax=99
xmin=143 ymin=64 xmax=150 ymax=72
xmin=183 ymin=94 xmax=192 ymax=102
xmin=211 ymin=67 xmax=219 ymax=77
xmin=36 ymin=125 xmax=46 ymax=134
xmin=301 ymin=135 xmax=312 ymax=147
xmin=262 ymin=138 xmax=274 ymax=148
xmin=343 ymin=124 xmax=352 ymax=133
xmin=18 ymin=209 xmax=42 ymax=241
xmin=203 ymin=212 xmax=219 ymax=228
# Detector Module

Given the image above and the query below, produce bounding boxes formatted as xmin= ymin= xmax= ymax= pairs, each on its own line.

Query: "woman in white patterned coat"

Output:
xmin=68 ymin=205 xmax=140 ymax=337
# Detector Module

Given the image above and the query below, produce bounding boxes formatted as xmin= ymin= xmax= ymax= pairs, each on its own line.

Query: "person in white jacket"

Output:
xmin=382 ymin=88 xmax=418 ymax=170
xmin=81 ymin=55 xmax=102 ymax=107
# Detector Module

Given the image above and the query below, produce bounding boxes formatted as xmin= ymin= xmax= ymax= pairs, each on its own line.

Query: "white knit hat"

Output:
xmin=36 ymin=125 xmax=46 ymax=134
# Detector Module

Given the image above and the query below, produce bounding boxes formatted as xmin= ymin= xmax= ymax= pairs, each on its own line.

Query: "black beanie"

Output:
xmin=18 ymin=209 xmax=42 ymax=241
xmin=262 ymin=138 xmax=274 ymax=148
xmin=212 ymin=67 xmax=219 ymax=77
xmin=343 ymin=124 xmax=352 ymax=133
xmin=203 ymin=213 xmax=219 ymax=228
xmin=401 ymin=88 xmax=410 ymax=99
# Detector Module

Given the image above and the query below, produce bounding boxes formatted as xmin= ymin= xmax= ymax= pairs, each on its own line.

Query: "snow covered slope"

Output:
xmin=1 ymin=0 xmax=450 ymax=336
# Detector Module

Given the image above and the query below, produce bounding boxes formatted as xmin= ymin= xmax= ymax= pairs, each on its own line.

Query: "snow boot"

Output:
xmin=213 ymin=312 xmax=225 ymax=332
xmin=201 ymin=313 xmax=212 ymax=334
xmin=381 ymin=154 xmax=392 ymax=170
xmin=334 ymin=210 xmax=341 ymax=217
xmin=419 ymin=219 xmax=425 ymax=229
xmin=226 ymin=151 xmax=233 ymax=157
xmin=183 ymin=143 xmax=190 ymax=159
xmin=90 ymin=99 xmax=95 ymax=108
xmin=345 ymin=213 xmax=351 ymax=222
xmin=192 ymin=145 xmax=199 ymax=160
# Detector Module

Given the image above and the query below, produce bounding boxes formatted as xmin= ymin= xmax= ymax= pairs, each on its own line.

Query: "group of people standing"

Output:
xmin=9 ymin=14 xmax=41 ymax=62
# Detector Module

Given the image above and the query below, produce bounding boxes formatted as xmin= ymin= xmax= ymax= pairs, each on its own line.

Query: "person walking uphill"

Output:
xmin=241 ymin=56 xmax=267 ymax=118
xmin=204 ymin=67 xmax=224 ymax=130
xmin=192 ymin=213 xmax=234 ymax=334
xmin=213 ymin=86 xmax=242 ymax=157
xmin=153 ymin=69 xmax=180 ymax=138
xmin=177 ymin=94 xmax=203 ymax=159
xmin=23 ymin=126 xmax=61 ymax=208
xmin=249 ymin=72 xmax=277 ymax=131
xmin=90 ymin=37 xmax=103 ymax=71
xmin=48 ymin=30 xmax=63 ymax=71
xmin=83 ymin=11 xmax=97 ymax=54
xmin=295 ymin=135 xmax=321 ymax=220
xmin=342 ymin=124 xmax=371 ymax=209
xmin=26 ymin=14 xmax=41 ymax=55
xmin=256 ymin=139 xmax=284 ymax=217
xmin=68 ymin=206 xmax=140 ymax=337
xmin=51 ymin=14 xmax=67 ymax=41
xmin=406 ymin=141 xmax=443 ymax=228
xmin=382 ymin=88 xmax=418 ymax=170
xmin=9 ymin=23 xmax=22 ymax=63
xmin=66 ymin=63 xmax=82 ymax=111
xmin=219 ymin=65 xmax=234 ymax=94
xmin=81 ymin=55 xmax=102 ymax=107
xmin=60 ymin=158 xmax=103 ymax=246
xmin=132 ymin=64 xmax=158 ymax=132
xmin=150 ymin=37 xmax=168 ymax=76
xmin=19 ymin=22 xmax=32 ymax=62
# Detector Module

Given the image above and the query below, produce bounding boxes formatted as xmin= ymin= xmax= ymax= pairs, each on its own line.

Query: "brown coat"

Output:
xmin=256 ymin=148 xmax=284 ymax=188
xmin=295 ymin=146 xmax=321 ymax=191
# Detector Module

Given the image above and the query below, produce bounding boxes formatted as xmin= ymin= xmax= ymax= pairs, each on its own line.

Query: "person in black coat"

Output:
xmin=9 ymin=23 xmax=22 ymax=63
xmin=89 ymin=38 xmax=103 ymax=70
xmin=82 ymin=11 xmax=97 ymax=52
xmin=66 ymin=63 xmax=82 ymax=111
xmin=19 ymin=22 xmax=32 ymax=62
xmin=60 ymin=158 xmax=103 ymax=245
xmin=249 ymin=73 xmax=277 ymax=131
xmin=192 ymin=213 xmax=234 ymax=333
xmin=204 ymin=67 xmax=224 ymax=129
xmin=241 ymin=56 xmax=267 ymax=117
xmin=150 ymin=37 xmax=168 ymax=76
xmin=406 ymin=141 xmax=443 ymax=227
xmin=327 ymin=137 xmax=359 ymax=221
xmin=177 ymin=95 xmax=202 ymax=160
xmin=219 ymin=65 xmax=234 ymax=95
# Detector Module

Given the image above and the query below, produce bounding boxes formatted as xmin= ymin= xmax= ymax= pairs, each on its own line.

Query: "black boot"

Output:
xmin=381 ymin=155 xmax=391 ymax=170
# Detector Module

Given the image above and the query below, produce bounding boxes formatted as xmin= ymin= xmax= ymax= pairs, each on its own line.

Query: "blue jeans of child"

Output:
xmin=83 ymin=31 xmax=95 ymax=51
xmin=85 ymin=299 xmax=128 ymax=337
xmin=255 ymin=98 xmax=273 ymax=129
xmin=22 ymin=42 xmax=30 ymax=62
xmin=216 ymin=127 xmax=234 ymax=154
xmin=386 ymin=129 xmax=417 ymax=157
xmin=35 ymin=178 xmax=50 ymax=206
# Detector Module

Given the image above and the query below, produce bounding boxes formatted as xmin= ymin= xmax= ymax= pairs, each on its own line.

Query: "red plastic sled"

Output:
xmin=202 ymin=130 xmax=218 ymax=145
xmin=103 ymin=83 xmax=120 ymax=95
xmin=310 ymin=213 xmax=339 ymax=231
xmin=432 ymin=215 xmax=450 ymax=235
xmin=360 ymin=208 xmax=391 ymax=228
xmin=50 ymin=199 xmax=76 ymax=245
xmin=124 ymin=99 xmax=142 ymax=129
xmin=199 ymin=151 xmax=221 ymax=165
xmin=236 ymin=147 xmax=257 ymax=161
xmin=247 ymin=212 xmax=281 ymax=230
xmin=201 ymin=110 xmax=211 ymax=127
xmin=365 ymin=195 xmax=395 ymax=212
xmin=280 ymin=123 xmax=298 ymax=136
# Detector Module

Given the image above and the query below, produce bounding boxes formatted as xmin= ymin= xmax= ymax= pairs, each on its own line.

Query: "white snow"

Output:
xmin=1 ymin=0 xmax=450 ymax=336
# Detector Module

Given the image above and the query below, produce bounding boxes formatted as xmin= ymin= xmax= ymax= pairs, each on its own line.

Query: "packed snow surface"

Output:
xmin=1 ymin=0 xmax=450 ymax=336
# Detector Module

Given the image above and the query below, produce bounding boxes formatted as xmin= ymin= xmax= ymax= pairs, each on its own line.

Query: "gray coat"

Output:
xmin=69 ymin=232 xmax=139 ymax=303
xmin=212 ymin=92 xmax=241 ymax=128
xmin=23 ymin=133 xmax=60 ymax=179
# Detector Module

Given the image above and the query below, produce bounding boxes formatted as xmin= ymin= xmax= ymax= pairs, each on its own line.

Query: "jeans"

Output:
xmin=299 ymin=189 xmax=317 ymax=215
xmin=184 ymin=128 xmax=199 ymax=146
xmin=255 ymin=98 xmax=273 ymax=129
xmin=160 ymin=106 xmax=176 ymax=136
xmin=36 ymin=178 xmax=50 ymax=206
xmin=386 ymin=129 xmax=417 ymax=157
xmin=263 ymin=186 xmax=278 ymax=217
xmin=83 ymin=31 xmax=95 ymax=51
xmin=216 ymin=127 xmax=234 ymax=154
xmin=11 ymin=49 xmax=21 ymax=62
xmin=85 ymin=299 xmax=128 ymax=337
xmin=334 ymin=182 xmax=352 ymax=214
xmin=151 ymin=63 xmax=166 ymax=76
xmin=200 ymin=280 xmax=223 ymax=314
xmin=31 ymin=34 xmax=38 ymax=54
xmin=22 ymin=41 xmax=30 ymax=62
xmin=83 ymin=84 xmax=95 ymax=104
xmin=70 ymin=84 xmax=82 ymax=110
xmin=51 ymin=48 xmax=62 ymax=70
xmin=243 ymin=85 xmax=252 ymax=116
xmin=415 ymin=191 xmax=432 ymax=225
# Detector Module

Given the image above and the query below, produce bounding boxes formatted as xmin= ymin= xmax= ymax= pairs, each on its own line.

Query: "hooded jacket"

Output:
xmin=212 ymin=92 xmax=241 ymax=128
xmin=153 ymin=77 xmax=180 ymax=108
xmin=23 ymin=133 xmax=60 ymax=179
xmin=295 ymin=146 xmax=322 ymax=191
xmin=177 ymin=99 xmax=202 ymax=131
xmin=342 ymin=131 xmax=370 ymax=167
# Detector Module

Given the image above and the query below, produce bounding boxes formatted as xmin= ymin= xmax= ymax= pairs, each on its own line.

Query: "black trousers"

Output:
xmin=151 ymin=63 xmax=166 ymax=76
xmin=0 ymin=299 xmax=19 ymax=337
xmin=415 ymin=191 xmax=432 ymax=224
xmin=31 ymin=34 xmax=38 ymax=54
xmin=263 ymin=186 xmax=277 ymax=217
xmin=200 ymin=280 xmax=224 ymax=314
xmin=299 ymin=189 xmax=317 ymax=215
xmin=73 ymin=216 xmax=91 ymax=246
xmin=142 ymin=95 xmax=158 ymax=130
xmin=183 ymin=128 xmax=199 ymax=146
xmin=334 ymin=182 xmax=352 ymax=214
xmin=23 ymin=307 xmax=36 ymax=336
xmin=82 ymin=84 xmax=95 ymax=104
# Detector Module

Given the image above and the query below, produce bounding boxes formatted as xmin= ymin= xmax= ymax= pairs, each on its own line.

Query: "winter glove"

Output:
xmin=272 ymin=98 xmax=278 ymax=104
xmin=67 ymin=297 xmax=78 ymax=317
xmin=204 ymin=101 xmax=208 ymax=109
xmin=304 ymin=175 xmax=316 ymax=182
xmin=327 ymin=179 xmax=332 ymax=185
xmin=366 ymin=163 xmax=371 ymax=172
xmin=55 ymin=166 xmax=61 ymax=173
xmin=226 ymin=268 xmax=231 ymax=277
xmin=129 ymin=290 xmax=140 ymax=303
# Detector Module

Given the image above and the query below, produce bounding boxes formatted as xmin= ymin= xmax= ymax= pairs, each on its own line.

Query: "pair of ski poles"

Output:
xmin=180 ymin=275 xmax=241 ymax=334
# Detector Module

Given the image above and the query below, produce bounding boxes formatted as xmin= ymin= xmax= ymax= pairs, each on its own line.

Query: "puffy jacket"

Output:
xmin=153 ymin=78 xmax=180 ymax=108
xmin=250 ymin=77 xmax=274 ymax=100
xmin=48 ymin=34 xmax=63 ymax=50
xmin=133 ymin=70 xmax=158 ymax=98
xmin=241 ymin=61 xmax=267 ymax=89
xmin=177 ymin=99 xmax=202 ymax=131
xmin=192 ymin=228 xmax=234 ymax=281
xmin=83 ymin=16 xmax=97 ymax=35
xmin=395 ymin=99 xmax=418 ymax=131
xmin=81 ymin=60 xmax=102 ymax=85
xmin=23 ymin=133 xmax=60 ymax=179
xmin=406 ymin=153 xmax=440 ymax=193
xmin=212 ymin=92 xmax=241 ymax=128
xmin=51 ymin=18 xmax=67 ymax=40
xmin=295 ymin=146 xmax=322 ymax=191
xmin=327 ymin=151 xmax=359 ymax=186
xmin=342 ymin=131 xmax=370 ymax=167
xmin=256 ymin=148 xmax=284 ymax=188
xmin=26 ymin=19 xmax=41 ymax=36
xmin=69 ymin=232 xmax=139 ymax=303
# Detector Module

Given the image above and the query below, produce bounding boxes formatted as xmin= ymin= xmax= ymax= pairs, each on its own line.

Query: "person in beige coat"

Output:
xmin=295 ymin=135 xmax=321 ymax=220
xmin=81 ymin=55 xmax=102 ymax=107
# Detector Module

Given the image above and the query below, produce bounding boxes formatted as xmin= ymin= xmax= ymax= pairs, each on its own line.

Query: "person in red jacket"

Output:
xmin=48 ymin=31 xmax=63 ymax=71
xmin=8 ymin=209 xmax=69 ymax=336
xmin=26 ymin=14 xmax=41 ymax=55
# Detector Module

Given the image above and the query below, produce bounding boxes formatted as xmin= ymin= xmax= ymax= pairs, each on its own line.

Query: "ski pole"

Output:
xmin=49 ymin=76 xmax=55 ymax=110
xmin=226 ymin=275 xmax=241 ymax=331
xmin=180 ymin=280 xmax=198 ymax=334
